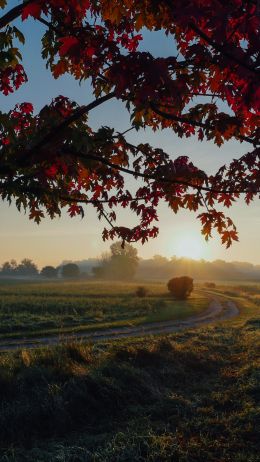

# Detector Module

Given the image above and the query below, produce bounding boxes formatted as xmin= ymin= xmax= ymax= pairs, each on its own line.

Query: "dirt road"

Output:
xmin=0 ymin=298 xmax=239 ymax=351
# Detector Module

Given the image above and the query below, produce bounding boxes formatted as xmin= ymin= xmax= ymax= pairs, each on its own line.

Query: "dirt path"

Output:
xmin=0 ymin=298 xmax=239 ymax=351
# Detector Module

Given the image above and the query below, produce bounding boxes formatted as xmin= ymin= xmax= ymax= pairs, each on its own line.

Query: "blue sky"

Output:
xmin=0 ymin=3 xmax=259 ymax=267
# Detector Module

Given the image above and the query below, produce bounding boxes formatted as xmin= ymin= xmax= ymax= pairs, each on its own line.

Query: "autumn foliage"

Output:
xmin=0 ymin=0 xmax=259 ymax=247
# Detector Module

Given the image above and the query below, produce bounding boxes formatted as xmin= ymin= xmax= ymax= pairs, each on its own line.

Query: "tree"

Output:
xmin=110 ymin=241 xmax=138 ymax=260
xmin=61 ymin=263 xmax=80 ymax=278
xmin=41 ymin=265 xmax=58 ymax=278
xmin=1 ymin=259 xmax=17 ymax=275
xmin=204 ymin=282 xmax=216 ymax=289
xmin=93 ymin=241 xmax=138 ymax=280
xmin=0 ymin=1 xmax=259 ymax=248
xmin=16 ymin=259 xmax=38 ymax=276
xmin=167 ymin=276 xmax=194 ymax=300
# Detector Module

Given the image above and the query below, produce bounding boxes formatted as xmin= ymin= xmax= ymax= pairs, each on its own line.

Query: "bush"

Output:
xmin=204 ymin=282 xmax=216 ymax=288
xmin=167 ymin=276 xmax=193 ymax=300
xmin=135 ymin=286 xmax=148 ymax=297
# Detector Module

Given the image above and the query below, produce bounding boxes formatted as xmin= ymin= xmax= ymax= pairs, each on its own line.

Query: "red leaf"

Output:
xmin=45 ymin=165 xmax=58 ymax=178
xmin=68 ymin=204 xmax=82 ymax=217
xmin=198 ymin=128 xmax=204 ymax=141
xmin=59 ymin=37 xmax=80 ymax=57
xmin=20 ymin=102 xmax=33 ymax=114
xmin=29 ymin=209 xmax=44 ymax=224
xmin=85 ymin=47 xmax=96 ymax=58
xmin=21 ymin=3 xmax=42 ymax=20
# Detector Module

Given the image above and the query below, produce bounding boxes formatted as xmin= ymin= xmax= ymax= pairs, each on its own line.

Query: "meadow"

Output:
xmin=0 ymin=283 xmax=258 ymax=461
xmin=0 ymin=280 xmax=207 ymax=339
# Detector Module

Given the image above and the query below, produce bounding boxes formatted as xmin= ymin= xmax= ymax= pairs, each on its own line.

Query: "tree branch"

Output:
xmin=15 ymin=92 xmax=116 ymax=167
xmin=0 ymin=0 xmax=33 ymax=29
xmin=36 ymin=92 xmax=116 ymax=150
xmin=162 ymin=0 xmax=259 ymax=75
xmin=37 ymin=16 xmax=60 ymax=34
xmin=0 ymin=179 xmax=150 ymax=205
xmin=150 ymin=103 xmax=258 ymax=146
xmin=189 ymin=22 xmax=259 ymax=75
xmin=62 ymin=147 xmax=257 ymax=195
xmin=59 ymin=195 xmax=148 ymax=205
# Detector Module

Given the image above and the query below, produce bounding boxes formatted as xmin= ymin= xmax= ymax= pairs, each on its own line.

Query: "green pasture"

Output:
xmin=0 ymin=280 xmax=208 ymax=339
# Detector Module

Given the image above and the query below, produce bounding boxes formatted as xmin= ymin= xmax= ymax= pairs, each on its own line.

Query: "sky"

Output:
xmin=0 ymin=2 xmax=259 ymax=268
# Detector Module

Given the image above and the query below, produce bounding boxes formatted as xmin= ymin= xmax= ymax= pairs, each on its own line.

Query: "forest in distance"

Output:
xmin=2 ymin=254 xmax=260 ymax=282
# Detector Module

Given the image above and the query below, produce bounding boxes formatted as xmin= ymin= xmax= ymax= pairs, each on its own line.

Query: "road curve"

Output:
xmin=0 ymin=298 xmax=239 ymax=352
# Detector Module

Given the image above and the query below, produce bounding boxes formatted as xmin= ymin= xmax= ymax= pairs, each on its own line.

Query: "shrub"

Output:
xmin=135 ymin=286 xmax=148 ymax=297
xmin=204 ymin=282 xmax=216 ymax=288
xmin=167 ymin=276 xmax=193 ymax=300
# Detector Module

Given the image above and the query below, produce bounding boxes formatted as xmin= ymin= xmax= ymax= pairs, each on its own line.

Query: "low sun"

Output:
xmin=172 ymin=234 xmax=205 ymax=260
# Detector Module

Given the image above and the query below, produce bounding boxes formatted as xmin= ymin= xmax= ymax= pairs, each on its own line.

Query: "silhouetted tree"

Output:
xmin=16 ymin=259 xmax=38 ymax=276
xmin=41 ymin=266 xmax=58 ymax=278
xmin=93 ymin=242 xmax=139 ymax=280
xmin=61 ymin=263 xmax=80 ymax=279
xmin=1 ymin=259 xmax=17 ymax=275
xmin=167 ymin=276 xmax=194 ymax=300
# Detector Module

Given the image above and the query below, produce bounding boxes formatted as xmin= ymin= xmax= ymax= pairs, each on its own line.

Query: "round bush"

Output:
xmin=135 ymin=286 xmax=148 ymax=297
xmin=167 ymin=276 xmax=193 ymax=299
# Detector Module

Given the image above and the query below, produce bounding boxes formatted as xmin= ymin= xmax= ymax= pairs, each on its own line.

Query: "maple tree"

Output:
xmin=0 ymin=0 xmax=259 ymax=247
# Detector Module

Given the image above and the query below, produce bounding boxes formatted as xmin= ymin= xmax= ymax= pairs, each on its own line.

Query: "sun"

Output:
xmin=172 ymin=234 xmax=205 ymax=260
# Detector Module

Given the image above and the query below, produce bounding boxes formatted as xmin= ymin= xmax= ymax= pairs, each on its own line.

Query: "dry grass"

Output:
xmin=0 ymin=280 xmax=207 ymax=338
xmin=0 ymin=285 xmax=259 ymax=461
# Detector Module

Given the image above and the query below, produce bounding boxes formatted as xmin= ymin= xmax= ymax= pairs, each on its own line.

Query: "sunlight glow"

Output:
xmin=172 ymin=234 xmax=205 ymax=260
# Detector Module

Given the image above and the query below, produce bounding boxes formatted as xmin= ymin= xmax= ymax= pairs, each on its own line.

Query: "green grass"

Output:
xmin=0 ymin=286 xmax=259 ymax=461
xmin=0 ymin=280 xmax=207 ymax=339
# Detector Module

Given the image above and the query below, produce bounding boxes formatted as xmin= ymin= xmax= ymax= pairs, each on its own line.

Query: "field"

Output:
xmin=0 ymin=282 xmax=259 ymax=461
xmin=0 ymin=280 xmax=207 ymax=339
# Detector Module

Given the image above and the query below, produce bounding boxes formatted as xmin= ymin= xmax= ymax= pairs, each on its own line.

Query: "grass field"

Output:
xmin=0 ymin=284 xmax=259 ymax=461
xmin=0 ymin=280 xmax=208 ymax=339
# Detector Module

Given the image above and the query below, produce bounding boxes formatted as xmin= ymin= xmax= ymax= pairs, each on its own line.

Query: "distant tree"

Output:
xmin=1 ymin=259 xmax=17 ymax=275
xmin=204 ymin=282 xmax=216 ymax=288
xmin=167 ymin=276 xmax=194 ymax=300
xmin=16 ymin=259 xmax=38 ymax=276
xmin=41 ymin=266 xmax=58 ymax=278
xmin=1 ymin=262 xmax=11 ymax=274
xmin=93 ymin=242 xmax=138 ymax=280
xmin=110 ymin=242 xmax=138 ymax=259
xmin=61 ymin=263 xmax=80 ymax=279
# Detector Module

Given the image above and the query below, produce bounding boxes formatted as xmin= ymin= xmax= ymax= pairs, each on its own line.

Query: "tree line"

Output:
xmin=0 ymin=259 xmax=80 ymax=279
xmin=2 ymin=242 xmax=260 ymax=281
xmin=0 ymin=242 xmax=138 ymax=279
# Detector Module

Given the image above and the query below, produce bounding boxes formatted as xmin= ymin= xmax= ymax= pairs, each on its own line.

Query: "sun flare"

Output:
xmin=172 ymin=234 xmax=205 ymax=260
